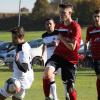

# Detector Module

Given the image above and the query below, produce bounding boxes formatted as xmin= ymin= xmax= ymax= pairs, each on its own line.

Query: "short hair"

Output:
xmin=10 ymin=26 xmax=25 ymax=38
xmin=59 ymin=2 xmax=73 ymax=9
xmin=94 ymin=9 xmax=100 ymax=14
xmin=45 ymin=18 xmax=55 ymax=23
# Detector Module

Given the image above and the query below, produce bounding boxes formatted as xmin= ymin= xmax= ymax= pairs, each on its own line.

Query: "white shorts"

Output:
xmin=0 ymin=87 xmax=25 ymax=99
xmin=46 ymin=63 xmax=61 ymax=75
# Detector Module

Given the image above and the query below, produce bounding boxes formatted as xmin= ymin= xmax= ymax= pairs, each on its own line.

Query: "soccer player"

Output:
xmin=43 ymin=2 xmax=81 ymax=100
xmin=42 ymin=18 xmax=59 ymax=100
xmin=41 ymin=18 xmax=59 ymax=64
xmin=0 ymin=27 xmax=34 ymax=100
xmin=85 ymin=9 xmax=100 ymax=100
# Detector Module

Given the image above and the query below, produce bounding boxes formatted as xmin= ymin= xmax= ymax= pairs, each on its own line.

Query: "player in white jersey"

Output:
xmin=42 ymin=18 xmax=59 ymax=100
xmin=41 ymin=18 xmax=59 ymax=63
xmin=0 ymin=27 xmax=34 ymax=100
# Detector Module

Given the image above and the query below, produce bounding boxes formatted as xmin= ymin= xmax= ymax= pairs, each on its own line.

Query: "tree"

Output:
xmin=50 ymin=0 xmax=77 ymax=15
xmin=21 ymin=7 xmax=29 ymax=14
xmin=32 ymin=0 xmax=52 ymax=20
xmin=76 ymin=0 xmax=100 ymax=25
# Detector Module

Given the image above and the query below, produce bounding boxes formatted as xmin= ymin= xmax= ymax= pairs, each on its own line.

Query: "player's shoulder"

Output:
xmin=42 ymin=32 xmax=48 ymax=38
xmin=87 ymin=24 xmax=94 ymax=30
xmin=52 ymin=30 xmax=59 ymax=35
xmin=55 ymin=22 xmax=64 ymax=29
xmin=22 ymin=42 xmax=31 ymax=51
xmin=71 ymin=20 xmax=81 ymax=28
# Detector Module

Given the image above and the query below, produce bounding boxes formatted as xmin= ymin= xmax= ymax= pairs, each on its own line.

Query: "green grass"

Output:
xmin=0 ymin=28 xmax=86 ymax=42
xmin=82 ymin=27 xmax=87 ymax=41
xmin=0 ymin=31 xmax=45 ymax=41
xmin=0 ymin=67 xmax=96 ymax=100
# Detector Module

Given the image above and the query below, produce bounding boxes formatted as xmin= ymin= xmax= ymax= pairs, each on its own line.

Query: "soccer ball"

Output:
xmin=5 ymin=78 xmax=21 ymax=94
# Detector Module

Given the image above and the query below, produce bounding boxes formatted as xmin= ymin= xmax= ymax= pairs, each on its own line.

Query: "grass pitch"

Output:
xmin=0 ymin=66 xmax=96 ymax=100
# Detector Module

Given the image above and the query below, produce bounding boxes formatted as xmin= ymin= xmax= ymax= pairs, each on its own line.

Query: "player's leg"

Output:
xmin=94 ymin=60 xmax=100 ymax=100
xmin=43 ymin=55 xmax=59 ymax=100
xmin=43 ymin=63 xmax=58 ymax=100
xmin=61 ymin=61 xmax=77 ymax=100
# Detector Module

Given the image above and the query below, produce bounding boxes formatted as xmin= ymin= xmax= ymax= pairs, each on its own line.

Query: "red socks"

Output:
xmin=43 ymin=78 xmax=50 ymax=97
xmin=69 ymin=89 xmax=77 ymax=100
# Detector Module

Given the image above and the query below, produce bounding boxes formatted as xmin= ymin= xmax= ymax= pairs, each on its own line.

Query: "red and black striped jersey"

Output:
xmin=86 ymin=25 xmax=100 ymax=60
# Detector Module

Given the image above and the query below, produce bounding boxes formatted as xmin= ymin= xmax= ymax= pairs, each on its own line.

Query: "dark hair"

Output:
xmin=94 ymin=9 xmax=100 ymax=14
xmin=10 ymin=26 xmax=25 ymax=38
xmin=45 ymin=18 xmax=55 ymax=23
xmin=59 ymin=2 xmax=73 ymax=9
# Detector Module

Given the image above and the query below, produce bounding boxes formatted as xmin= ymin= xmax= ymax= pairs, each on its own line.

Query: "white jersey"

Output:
xmin=42 ymin=30 xmax=59 ymax=61
xmin=13 ymin=42 xmax=34 ymax=89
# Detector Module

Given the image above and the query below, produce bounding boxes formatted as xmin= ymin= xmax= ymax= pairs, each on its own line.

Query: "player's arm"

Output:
xmin=47 ymin=41 xmax=56 ymax=47
xmin=15 ymin=61 xmax=28 ymax=73
xmin=41 ymin=43 xmax=46 ymax=57
xmin=59 ymin=34 xmax=76 ymax=51
xmin=15 ymin=53 xmax=29 ymax=73
xmin=84 ymin=27 xmax=91 ymax=54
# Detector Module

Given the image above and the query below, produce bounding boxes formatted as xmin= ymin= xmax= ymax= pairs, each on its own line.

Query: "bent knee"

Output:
xmin=43 ymin=67 xmax=55 ymax=81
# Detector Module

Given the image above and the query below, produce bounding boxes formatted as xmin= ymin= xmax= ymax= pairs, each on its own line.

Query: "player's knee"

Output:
xmin=43 ymin=67 xmax=55 ymax=81
xmin=43 ymin=74 xmax=55 ymax=82
xmin=67 ymin=80 xmax=75 ymax=92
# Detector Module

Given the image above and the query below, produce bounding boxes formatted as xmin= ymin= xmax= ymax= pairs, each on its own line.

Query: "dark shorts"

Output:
xmin=45 ymin=54 xmax=77 ymax=82
xmin=93 ymin=60 xmax=100 ymax=75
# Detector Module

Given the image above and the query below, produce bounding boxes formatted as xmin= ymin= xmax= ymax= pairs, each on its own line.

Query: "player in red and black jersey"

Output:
xmin=43 ymin=2 xmax=81 ymax=100
xmin=85 ymin=9 xmax=100 ymax=100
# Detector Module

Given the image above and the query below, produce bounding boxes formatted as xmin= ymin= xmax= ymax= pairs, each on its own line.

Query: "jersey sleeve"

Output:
xmin=19 ymin=45 xmax=30 ymax=64
xmin=71 ymin=23 xmax=82 ymax=42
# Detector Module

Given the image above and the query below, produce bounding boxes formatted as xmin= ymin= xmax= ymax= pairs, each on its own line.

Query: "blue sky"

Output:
xmin=0 ymin=0 xmax=36 ymax=13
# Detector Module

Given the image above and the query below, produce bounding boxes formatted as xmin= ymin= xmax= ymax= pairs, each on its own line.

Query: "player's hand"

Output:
xmin=59 ymin=34 xmax=72 ymax=43
xmin=59 ymin=34 xmax=67 ymax=43
xmin=52 ymin=41 xmax=56 ymax=46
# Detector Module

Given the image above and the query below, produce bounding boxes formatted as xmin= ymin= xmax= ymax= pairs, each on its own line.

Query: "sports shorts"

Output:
xmin=45 ymin=54 xmax=77 ymax=82
xmin=93 ymin=60 xmax=100 ymax=75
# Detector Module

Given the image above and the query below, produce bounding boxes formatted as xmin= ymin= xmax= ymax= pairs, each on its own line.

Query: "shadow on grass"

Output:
xmin=0 ymin=67 xmax=12 ymax=72
xmin=33 ymin=68 xmax=44 ymax=72
xmin=33 ymin=65 xmax=44 ymax=72
xmin=77 ymin=67 xmax=94 ymax=71
xmin=77 ymin=67 xmax=95 ymax=76
xmin=77 ymin=72 xmax=95 ymax=76
xmin=0 ymin=67 xmax=44 ymax=72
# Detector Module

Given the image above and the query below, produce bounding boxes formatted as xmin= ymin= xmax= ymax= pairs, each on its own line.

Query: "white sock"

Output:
xmin=50 ymin=81 xmax=58 ymax=100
